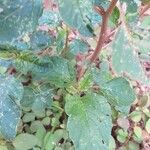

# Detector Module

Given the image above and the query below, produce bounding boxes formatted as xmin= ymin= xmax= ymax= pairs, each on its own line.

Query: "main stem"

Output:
xmin=90 ymin=0 xmax=118 ymax=63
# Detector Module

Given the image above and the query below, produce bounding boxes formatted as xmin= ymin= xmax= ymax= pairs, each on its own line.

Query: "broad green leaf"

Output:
xmin=13 ymin=53 xmax=75 ymax=87
xmin=13 ymin=133 xmax=38 ymax=150
xmin=101 ymin=77 xmax=136 ymax=107
xmin=65 ymin=93 xmax=112 ymax=150
xmin=0 ymin=75 xmax=23 ymax=140
xmin=0 ymin=0 xmax=43 ymax=49
xmin=109 ymin=136 xmax=116 ymax=150
xmin=57 ymin=0 xmax=95 ymax=36
xmin=112 ymin=28 xmax=149 ymax=86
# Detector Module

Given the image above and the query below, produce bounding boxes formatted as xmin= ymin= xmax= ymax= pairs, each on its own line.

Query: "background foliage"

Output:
xmin=0 ymin=0 xmax=150 ymax=150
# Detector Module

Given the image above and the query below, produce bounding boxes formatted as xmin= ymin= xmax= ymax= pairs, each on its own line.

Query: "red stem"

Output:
xmin=140 ymin=3 xmax=150 ymax=17
xmin=77 ymin=0 xmax=118 ymax=81
xmin=90 ymin=0 xmax=118 ymax=63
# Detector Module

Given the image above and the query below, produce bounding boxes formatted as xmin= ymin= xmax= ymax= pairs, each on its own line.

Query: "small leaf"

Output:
xmin=13 ymin=133 xmax=38 ymax=150
xmin=128 ymin=141 xmax=140 ymax=150
xmin=133 ymin=126 xmax=142 ymax=139
xmin=44 ymin=129 xmax=68 ymax=150
xmin=117 ymin=129 xmax=128 ymax=143
xmin=129 ymin=111 xmax=142 ymax=122
xmin=145 ymin=119 xmax=150 ymax=134
xmin=22 ymin=113 xmax=36 ymax=123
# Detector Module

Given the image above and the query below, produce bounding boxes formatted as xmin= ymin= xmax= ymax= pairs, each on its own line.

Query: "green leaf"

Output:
xmin=35 ymin=126 xmax=46 ymax=147
xmin=129 ymin=111 xmax=142 ymax=122
xmin=109 ymin=6 xmax=120 ymax=27
xmin=117 ymin=129 xmax=128 ymax=143
xmin=112 ymin=28 xmax=149 ymax=86
xmin=65 ymin=93 xmax=112 ymax=150
xmin=140 ymin=16 xmax=150 ymax=29
xmin=44 ymin=129 xmax=68 ymax=150
xmin=120 ymin=0 xmax=141 ymax=13
xmin=109 ymin=136 xmax=116 ymax=150
xmin=39 ymin=10 xmax=60 ymax=28
xmin=56 ymin=29 xmax=67 ymax=53
xmin=68 ymin=39 xmax=90 ymax=59
xmin=0 ymin=75 xmax=23 ymax=140
xmin=128 ymin=141 xmax=139 ymax=150
xmin=57 ymin=0 xmax=94 ymax=36
xmin=133 ymin=126 xmax=142 ymax=140
xmin=13 ymin=133 xmax=38 ymax=150
xmin=101 ymin=77 xmax=136 ymax=107
xmin=0 ymin=0 xmax=43 ymax=49
xmin=22 ymin=113 xmax=36 ymax=123
xmin=14 ymin=53 xmax=75 ymax=87
xmin=20 ymin=87 xmax=35 ymax=108
xmin=45 ymin=56 xmax=75 ymax=87
xmin=32 ymin=85 xmax=53 ymax=114
xmin=30 ymin=121 xmax=44 ymax=133
xmin=93 ymin=0 xmax=110 ymax=10
xmin=78 ymin=71 xmax=93 ymax=91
